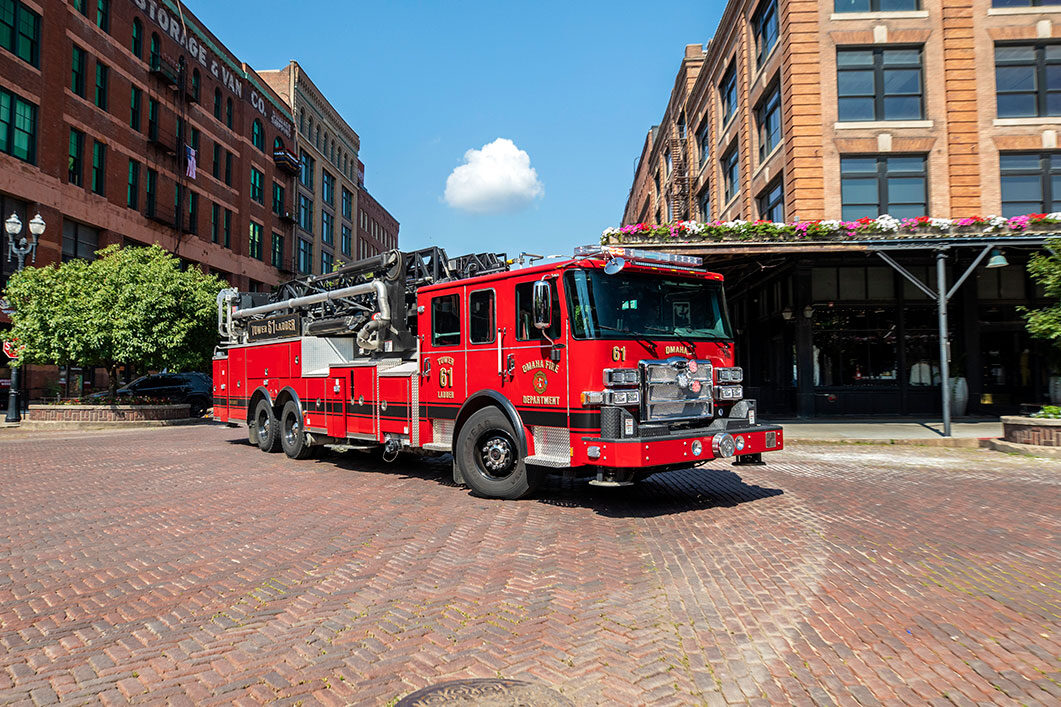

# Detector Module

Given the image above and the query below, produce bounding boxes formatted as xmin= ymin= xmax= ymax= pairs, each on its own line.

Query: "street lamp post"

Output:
xmin=5 ymin=212 xmax=44 ymax=423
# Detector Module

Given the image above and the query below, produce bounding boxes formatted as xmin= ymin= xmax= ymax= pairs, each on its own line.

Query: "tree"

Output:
xmin=1021 ymin=238 xmax=1061 ymax=359
xmin=2 ymin=244 xmax=225 ymax=396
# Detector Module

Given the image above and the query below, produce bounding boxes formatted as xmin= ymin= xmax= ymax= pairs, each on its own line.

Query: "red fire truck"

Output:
xmin=213 ymin=245 xmax=783 ymax=499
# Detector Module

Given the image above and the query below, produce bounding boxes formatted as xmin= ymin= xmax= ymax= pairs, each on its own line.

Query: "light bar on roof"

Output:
xmin=573 ymin=245 xmax=703 ymax=268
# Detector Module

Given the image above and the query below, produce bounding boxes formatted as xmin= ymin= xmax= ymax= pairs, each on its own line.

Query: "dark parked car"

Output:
xmin=87 ymin=372 xmax=212 ymax=417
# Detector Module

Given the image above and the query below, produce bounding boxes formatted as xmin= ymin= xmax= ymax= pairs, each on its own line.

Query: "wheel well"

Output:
xmin=247 ymin=387 xmax=271 ymax=420
xmin=273 ymin=386 xmax=301 ymax=415
xmin=454 ymin=391 xmax=527 ymax=456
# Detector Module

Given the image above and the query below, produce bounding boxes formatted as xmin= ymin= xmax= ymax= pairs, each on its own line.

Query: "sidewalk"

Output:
xmin=776 ymin=417 xmax=1002 ymax=447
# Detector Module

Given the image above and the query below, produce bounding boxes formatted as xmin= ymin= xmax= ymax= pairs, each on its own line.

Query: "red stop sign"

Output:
xmin=3 ymin=340 xmax=18 ymax=360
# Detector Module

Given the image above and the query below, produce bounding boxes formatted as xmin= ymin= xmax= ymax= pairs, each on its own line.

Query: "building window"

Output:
xmin=147 ymin=97 xmax=159 ymax=141
xmin=210 ymin=143 xmax=221 ymax=179
xmin=322 ymin=170 xmax=334 ymax=205
xmin=0 ymin=86 xmax=36 ymax=164
xmin=698 ymin=186 xmax=711 ymax=221
xmin=995 ymin=44 xmax=1061 ymax=118
xmin=225 ymin=98 xmax=233 ymax=129
xmin=73 ymin=0 xmax=87 ymax=15
xmin=755 ymin=81 xmax=781 ymax=161
xmin=840 ymin=155 xmax=927 ymax=220
xmin=838 ymin=47 xmax=923 ymax=121
xmin=90 ymin=140 xmax=105 ymax=195
xmin=758 ymin=179 xmax=784 ymax=222
xmin=71 ymin=44 xmax=86 ymax=97
xmin=187 ymin=190 xmax=198 ymax=234
xmin=752 ymin=0 xmax=778 ymax=68
xmin=249 ymin=221 xmax=262 ymax=259
xmin=94 ymin=61 xmax=108 ymax=110
xmin=835 ymin=0 xmax=919 ymax=10
xmin=131 ymin=18 xmax=142 ymax=59
xmin=719 ymin=61 xmax=737 ymax=126
xmin=0 ymin=0 xmax=40 ymax=67
xmin=61 ymin=221 xmax=99 ymax=262
xmin=272 ymin=182 xmax=285 ymax=216
xmin=299 ymin=149 xmax=315 ymax=188
xmin=223 ymin=208 xmax=232 ymax=248
xmin=1000 ymin=152 xmax=1061 ymax=215
xmin=129 ymin=86 xmax=141 ymax=130
xmin=341 ymin=187 xmax=353 ymax=219
xmin=149 ymin=32 xmax=159 ymax=67
xmin=298 ymin=195 xmax=313 ymax=232
xmin=224 ymin=151 xmax=232 ymax=186
xmin=321 ymin=211 xmax=334 ymax=245
xmin=191 ymin=69 xmax=200 ymax=102
xmin=271 ymin=232 xmax=284 ymax=268
xmin=68 ymin=128 xmax=84 ymax=186
xmin=145 ymin=168 xmax=156 ymax=217
xmin=697 ymin=121 xmax=710 ymax=169
xmin=213 ymin=87 xmax=221 ymax=120
xmin=126 ymin=159 xmax=139 ymax=208
xmin=341 ymin=224 xmax=352 ymax=256
xmin=211 ymin=203 xmax=219 ymax=243
xmin=251 ymin=118 xmax=263 ymax=150
xmin=297 ymin=238 xmax=312 ymax=274
xmin=250 ymin=166 xmax=264 ymax=204
xmin=721 ymin=143 xmax=739 ymax=204
xmin=95 ymin=0 xmax=109 ymax=32
xmin=190 ymin=127 xmax=200 ymax=155
xmin=321 ymin=249 xmax=333 ymax=273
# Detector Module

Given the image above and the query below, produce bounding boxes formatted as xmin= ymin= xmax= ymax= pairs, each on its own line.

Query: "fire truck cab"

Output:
xmin=213 ymin=245 xmax=783 ymax=499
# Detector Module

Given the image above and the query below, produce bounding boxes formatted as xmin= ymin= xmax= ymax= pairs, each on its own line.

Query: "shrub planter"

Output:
xmin=25 ymin=403 xmax=193 ymax=428
xmin=990 ymin=416 xmax=1061 ymax=460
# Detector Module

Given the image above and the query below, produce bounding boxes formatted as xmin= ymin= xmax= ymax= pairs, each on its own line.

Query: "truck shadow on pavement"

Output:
xmin=290 ymin=443 xmax=785 ymax=518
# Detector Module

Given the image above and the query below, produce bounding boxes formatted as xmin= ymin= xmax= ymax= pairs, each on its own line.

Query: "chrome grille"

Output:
xmin=640 ymin=358 xmax=713 ymax=422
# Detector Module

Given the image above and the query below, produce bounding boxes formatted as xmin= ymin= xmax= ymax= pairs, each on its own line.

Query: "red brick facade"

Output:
xmin=1002 ymin=416 xmax=1061 ymax=447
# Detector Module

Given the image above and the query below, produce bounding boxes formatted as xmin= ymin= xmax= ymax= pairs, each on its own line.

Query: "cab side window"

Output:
xmin=469 ymin=290 xmax=495 ymax=344
xmin=515 ymin=281 xmax=561 ymax=341
xmin=431 ymin=294 xmax=461 ymax=346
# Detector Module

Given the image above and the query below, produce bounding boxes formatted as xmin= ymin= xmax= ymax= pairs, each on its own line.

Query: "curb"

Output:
xmin=988 ymin=439 xmax=1061 ymax=460
xmin=9 ymin=418 xmax=212 ymax=432
xmin=787 ymin=437 xmax=990 ymax=448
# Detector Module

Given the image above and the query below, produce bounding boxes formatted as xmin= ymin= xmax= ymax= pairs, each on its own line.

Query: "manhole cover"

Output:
xmin=396 ymin=678 xmax=573 ymax=706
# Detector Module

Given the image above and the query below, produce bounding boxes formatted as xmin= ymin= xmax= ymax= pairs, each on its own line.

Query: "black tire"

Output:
xmin=279 ymin=400 xmax=315 ymax=459
xmin=455 ymin=407 xmax=540 ymax=499
xmin=254 ymin=399 xmax=280 ymax=452
xmin=188 ymin=397 xmax=208 ymax=418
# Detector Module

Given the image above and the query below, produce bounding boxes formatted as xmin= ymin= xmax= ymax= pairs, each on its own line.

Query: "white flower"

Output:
xmin=929 ymin=218 xmax=952 ymax=230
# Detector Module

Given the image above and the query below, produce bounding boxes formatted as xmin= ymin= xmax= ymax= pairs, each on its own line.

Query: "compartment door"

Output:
xmin=327 ymin=375 xmax=347 ymax=438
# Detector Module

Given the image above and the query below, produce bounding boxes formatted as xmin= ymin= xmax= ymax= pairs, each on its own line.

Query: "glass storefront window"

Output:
xmin=813 ymin=306 xmax=899 ymax=386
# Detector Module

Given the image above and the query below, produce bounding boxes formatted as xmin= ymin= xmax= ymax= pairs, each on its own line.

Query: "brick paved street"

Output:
xmin=0 ymin=425 xmax=1058 ymax=706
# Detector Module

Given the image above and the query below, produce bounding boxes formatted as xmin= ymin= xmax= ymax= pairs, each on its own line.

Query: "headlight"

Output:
xmin=604 ymin=368 xmax=640 ymax=386
xmin=603 ymin=389 xmax=640 ymax=405
xmin=716 ymin=367 xmax=743 ymax=383
xmin=714 ymin=385 xmax=743 ymax=400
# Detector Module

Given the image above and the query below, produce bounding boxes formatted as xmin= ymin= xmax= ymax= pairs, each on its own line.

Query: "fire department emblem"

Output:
xmin=532 ymin=370 xmax=549 ymax=394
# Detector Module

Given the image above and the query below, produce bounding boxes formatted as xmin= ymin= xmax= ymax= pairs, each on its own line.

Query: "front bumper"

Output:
xmin=578 ymin=421 xmax=783 ymax=467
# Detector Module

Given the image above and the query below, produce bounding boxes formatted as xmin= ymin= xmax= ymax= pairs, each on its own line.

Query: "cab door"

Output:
xmin=466 ymin=287 xmax=501 ymax=397
xmin=508 ymin=275 xmax=568 ymax=429
xmin=420 ymin=290 xmax=465 ymax=418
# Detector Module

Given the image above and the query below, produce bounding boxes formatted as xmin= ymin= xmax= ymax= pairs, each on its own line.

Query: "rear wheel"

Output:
xmin=188 ymin=397 xmax=209 ymax=418
xmin=279 ymin=400 xmax=315 ymax=459
xmin=455 ymin=407 xmax=540 ymax=500
xmin=255 ymin=399 xmax=280 ymax=452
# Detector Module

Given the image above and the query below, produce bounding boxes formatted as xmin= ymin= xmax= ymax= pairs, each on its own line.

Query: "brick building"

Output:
xmin=260 ymin=62 xmax=393 ymax=276
xmin=1 ymin=0 xmax=300 ymax=399
xmin=623 ymin=0 xmax=1061 ymax=418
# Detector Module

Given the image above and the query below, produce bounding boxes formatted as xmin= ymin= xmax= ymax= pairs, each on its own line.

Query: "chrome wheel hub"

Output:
xmin=481 ymin=437 xmax=512 ymax=472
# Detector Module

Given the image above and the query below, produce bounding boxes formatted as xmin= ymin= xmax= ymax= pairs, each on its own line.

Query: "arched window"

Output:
xmin=299 ymin=109 xmax=305 ymax=135
xmin=149 ymin=32 xmax=160 ymax=69
xmin=191 ymin=69 xmax=201 ymax=102
xmin=251 ymin=119 xmax=264 ymax=150
xmin=274 ymin=136 xmax=284 ymax=151
xmin=315 ymin=126 xmax=320 ymax=149
xmin=213 ymin=87 xmax=222 ymax=120
xmin=132 ymin=19 xmax=143 ymax=59
xmin=225 ymin=98 xmax=233 ymax=129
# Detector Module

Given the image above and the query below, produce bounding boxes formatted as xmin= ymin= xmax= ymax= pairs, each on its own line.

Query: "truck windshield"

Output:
xmin=564 ymin=268 xmax=733 ymax=341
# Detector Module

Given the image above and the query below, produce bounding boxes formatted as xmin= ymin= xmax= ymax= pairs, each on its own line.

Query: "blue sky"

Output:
xmin=186 ymin=1 xmax=724 ymax=258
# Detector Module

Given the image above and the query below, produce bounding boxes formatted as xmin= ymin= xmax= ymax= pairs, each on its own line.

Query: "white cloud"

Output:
xmin=444 ymin=138 xmax=544 ymax=213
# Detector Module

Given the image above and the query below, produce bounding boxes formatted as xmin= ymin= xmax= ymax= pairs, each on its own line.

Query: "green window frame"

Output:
xmin=71 ymin=44 xmax=86 ymax=97
xmin=271 ymin=233 xmax=284 ymax=268
xmin=129 ymin=85 xmax=141 ymax=130
xmin=249 ymin=221 xmax=262 ymax=259
xmin=223 ymin=208 xmax=232 ymax=248
xmin=0 ymin=86 xmax=36 ymax=164
xmin=68 ymin=128 xmax=84 ymax=186
xmin=127 ymin=159 xmax=139 ymax=208
xmin=249 ymin=166 xmax=263 ymax=204
xmin=145 ymin=168 xmax=157 ymax=217
xmin=0 ymin=0 xmax=40 ymax=67
xmin=96 ymin=0 xmax=109 ymax=33
xmin=94 ymin=61 xmax=108 ymax=110
xmin=211 ymin=203 xmax=220 ymax=243
xmin=131 ymin=18 xmax=142 ymax=58
xmin=91 ymin=140 xmax=105 ymax=195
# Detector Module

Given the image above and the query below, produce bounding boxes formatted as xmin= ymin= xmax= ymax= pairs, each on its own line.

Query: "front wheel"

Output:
xmin=279 ymin=400 xmax=315 ymax=459
xmin=455 ymin=407 xmax=540 ymax=500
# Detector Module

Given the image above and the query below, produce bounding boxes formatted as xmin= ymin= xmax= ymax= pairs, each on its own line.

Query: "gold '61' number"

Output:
xmin=612 ymin=346 xmax=627 ymax=362
xmin=439 ymin=367 xmax=453 ymax=388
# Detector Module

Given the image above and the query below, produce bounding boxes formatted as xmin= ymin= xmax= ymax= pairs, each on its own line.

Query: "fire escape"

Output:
xmin=664 ymin=126 xmax=690 ymax=222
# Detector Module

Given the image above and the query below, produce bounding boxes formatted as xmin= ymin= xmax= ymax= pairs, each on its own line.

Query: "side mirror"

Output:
xmin=532 ymin=280 xmax=552 ymax=331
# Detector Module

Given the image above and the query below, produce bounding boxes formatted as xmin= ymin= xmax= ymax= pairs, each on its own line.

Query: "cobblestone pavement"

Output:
xmin=0 ymin=425 xmax=1059 ymax=706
